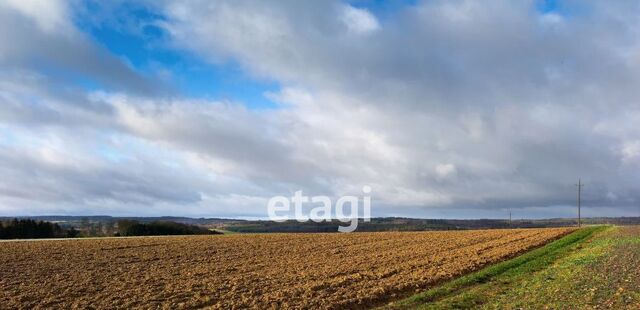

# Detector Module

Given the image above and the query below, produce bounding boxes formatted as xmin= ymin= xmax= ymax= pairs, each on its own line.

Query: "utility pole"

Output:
xmin=575 ymin=179 xmax=584 ymax=227
xmin=509 ymin=212 xmax=512 ymax=228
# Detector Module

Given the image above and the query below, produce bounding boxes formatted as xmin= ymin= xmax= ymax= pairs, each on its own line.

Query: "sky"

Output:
xmin=0 ymin=0 xmax=639 ymax=219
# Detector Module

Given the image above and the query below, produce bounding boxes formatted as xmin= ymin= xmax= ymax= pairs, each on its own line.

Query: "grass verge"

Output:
xmin=384 ymin=226 xmax=607 ymax=309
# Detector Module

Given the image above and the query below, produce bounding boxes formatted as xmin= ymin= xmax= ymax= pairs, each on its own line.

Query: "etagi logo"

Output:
xmin=267 ymin=186 xmax=372 ymax=233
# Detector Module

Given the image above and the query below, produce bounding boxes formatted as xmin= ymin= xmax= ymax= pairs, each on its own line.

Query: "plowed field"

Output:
xmin=0 ymin=228 xmax=574 ymax=309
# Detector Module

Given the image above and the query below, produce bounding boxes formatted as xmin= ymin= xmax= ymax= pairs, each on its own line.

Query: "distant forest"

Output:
xmin=0 ymin=219 xmax=78 ymax=239
xmin=115 ymin=220 xmax=221 ymax=236
xmin=0 ymin=218 xmax=220 ymax=239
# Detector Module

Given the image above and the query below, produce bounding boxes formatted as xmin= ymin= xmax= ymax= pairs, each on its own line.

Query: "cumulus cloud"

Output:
xmin=0 ymin=0 xmax=639 ymax=218
xmin=340 ymin=5 xmax=380 ymax=34
xmin=0 ymin=1 xmax=160 ymax=95
xmin=621 ymin=141 xmax=640 ymax=162
xmin=158 ymin=0 xmax=640 ymax=216
xmin=435 ymin=164 xmax=457 ymax=180
xmin=1 ymin=0 xmax=71 ymax=33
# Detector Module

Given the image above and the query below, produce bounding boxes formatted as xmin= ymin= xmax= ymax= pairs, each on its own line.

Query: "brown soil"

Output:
xmin=0 ymin=228 xmax=573 ymax=309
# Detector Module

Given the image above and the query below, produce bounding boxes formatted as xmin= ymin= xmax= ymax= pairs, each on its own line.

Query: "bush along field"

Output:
xmin=386 ymin=225 xmax=640 ymax=309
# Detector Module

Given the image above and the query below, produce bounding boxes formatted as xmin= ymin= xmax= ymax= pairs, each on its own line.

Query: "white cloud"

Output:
xmin=539 ymin=12 xmax=564 ymax=27
xmin=340 ymin=5 xmax=380 ymax=34
xmin=157 ymin=0 xmax=640 ymax=216
xmin=1 ymin=0 xmax=70 ymax=33
xmin=621 ymin=141 xmax=640 ymax=162
xmin=1 ymin=0 xmax=640 ymax=218
xmin=435 ymin=164 xmax=457 ymax=180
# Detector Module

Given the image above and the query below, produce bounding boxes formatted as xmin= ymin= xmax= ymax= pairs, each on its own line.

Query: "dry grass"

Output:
xmin=0 ymin=228 xmax=573 ymax=309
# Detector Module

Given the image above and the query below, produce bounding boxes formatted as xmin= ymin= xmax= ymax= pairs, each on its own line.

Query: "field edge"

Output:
xmin=382 ymin=225 xmax=606 ymax=309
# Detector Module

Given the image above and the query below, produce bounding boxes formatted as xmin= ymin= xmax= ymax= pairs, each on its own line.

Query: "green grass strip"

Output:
xmin=389 ymin=226 xmax=606 ymax=309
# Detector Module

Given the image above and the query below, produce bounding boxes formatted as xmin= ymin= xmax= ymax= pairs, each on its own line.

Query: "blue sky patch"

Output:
xmin=73 ymin=1 xmax=279 ymax=109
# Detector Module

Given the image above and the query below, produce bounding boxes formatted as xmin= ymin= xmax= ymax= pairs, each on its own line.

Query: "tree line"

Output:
xmin=0 ymin=218 xmax=220 ymax=239
xmin=115 ymin=220 xmax=221 ymax=236
xmin=0 ymin=219 xmax=79 ymax=239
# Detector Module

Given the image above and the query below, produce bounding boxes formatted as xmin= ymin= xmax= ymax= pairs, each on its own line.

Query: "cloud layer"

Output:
xmin=0 ymin=0 xmax=639 ymax=218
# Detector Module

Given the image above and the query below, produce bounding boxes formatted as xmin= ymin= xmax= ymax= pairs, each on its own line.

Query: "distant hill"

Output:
xmin=3 ymin=216 xmax=638 ymax=233
xmin=219 ymin=217 xmax=640 ymax=233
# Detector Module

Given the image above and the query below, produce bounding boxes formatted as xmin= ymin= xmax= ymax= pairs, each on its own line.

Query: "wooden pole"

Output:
xmin=576 ymin=179 xmax=584 ymax=227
